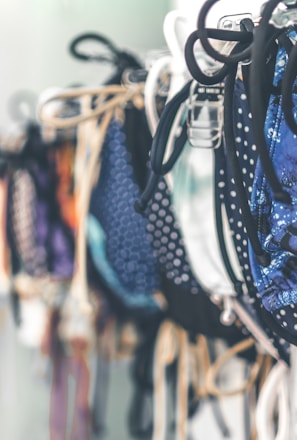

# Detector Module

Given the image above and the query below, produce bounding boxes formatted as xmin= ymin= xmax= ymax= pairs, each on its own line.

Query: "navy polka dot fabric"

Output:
xmin=88 ymin=119 xmax=161 ymax=312
xmin=144 ymin=175 xmax=255 ymax=343
xmin=146 ymin=178 xmax=202 ymax=295
xmin=216 ymin=78 xmax=290 ymax=360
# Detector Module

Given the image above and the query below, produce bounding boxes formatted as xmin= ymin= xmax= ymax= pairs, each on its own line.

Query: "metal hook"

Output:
xmin=220 ymin=296 xmax=236 ymax=326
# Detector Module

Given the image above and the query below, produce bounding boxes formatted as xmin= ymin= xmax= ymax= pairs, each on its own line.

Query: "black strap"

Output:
xmin=135 ymin=81 xmax=192 ymax=214
xmin=281 ymin=37 xmax=297 ymax=134
xmin=184 ymin=27 xmax=252 ymax=85
xmin=68 ymin=32 xmax=143 ymax=85
xmin=249 ymin=0 xmax=291 ymax=204
xmin=185 ymin=29 xmax=231 ymax=85
xmin=214 ymin=144 xmax=244 ymax=294
xmin=224 ymin=62 xmax=271 ymax=267
xmin=69 ymin=32 xmax=120 ymax=62
xmin=197 ymin=0 xmax=253 ymax=65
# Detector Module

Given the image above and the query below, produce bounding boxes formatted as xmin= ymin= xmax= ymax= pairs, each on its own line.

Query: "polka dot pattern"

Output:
xmin=215 ymin=78 xmax=290 ymax=359
xmin=144 ymin=155 xmax=254 ymax=341
xmin=89 ymin=120 xmax=160 ymax=309
xmin=146 ymin=177 xmax=203 ymax=295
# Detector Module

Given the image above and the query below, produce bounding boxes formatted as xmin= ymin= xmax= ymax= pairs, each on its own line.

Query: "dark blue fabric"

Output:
xmin=88 ymin=119 xmax=160 ymax=312
xmin=249 ymin=38 xmax=297 ymax=341
xmin=144 ymin=170 xmax=255 ymax=345
xmin=146 ymin=176 xmax=201 ymax=294
xmin=217 ymin=78 xmax=290 ymax=359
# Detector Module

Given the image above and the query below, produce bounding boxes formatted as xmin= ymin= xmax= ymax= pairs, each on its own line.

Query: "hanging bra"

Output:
xmin=6 ymin=125 xmax=75 ymax=279
xmin=87 ymin=118 xmax=161 ymax=314
xmin=136 ymin=88 xmax=255 ymax=345
xmin=169 ymin=83 xmax=240 ymax=302
xmin=249 ymin=32 xmax=297 ymax=344
xmin=218 ymin=77 xmax=290 ymax=361
xmin=182 ymin=1 xmax=292 ymax=359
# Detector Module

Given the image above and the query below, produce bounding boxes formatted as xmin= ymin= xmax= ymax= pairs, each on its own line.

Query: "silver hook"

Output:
xmin=220 ymin=296 xmax=236 ymax=326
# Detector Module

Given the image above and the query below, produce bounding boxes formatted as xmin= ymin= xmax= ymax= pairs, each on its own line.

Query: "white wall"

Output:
xmin=0 ymin=0 xmax=171 ymax=130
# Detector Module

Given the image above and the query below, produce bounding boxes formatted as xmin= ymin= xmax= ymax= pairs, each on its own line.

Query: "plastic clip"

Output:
xmin=187 ymin=81 xmax=224 ymax=149
xmin=217 ymin=13 xmax=255 ymax=31
xmin=270 ymin=1 xmax=297 ymax=28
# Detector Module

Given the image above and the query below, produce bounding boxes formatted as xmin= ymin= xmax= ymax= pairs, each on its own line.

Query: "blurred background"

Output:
xmin=0 ymin=0 xmax=170 ymax=130
xmin=0 ymin=1 xmax=264 ymax=439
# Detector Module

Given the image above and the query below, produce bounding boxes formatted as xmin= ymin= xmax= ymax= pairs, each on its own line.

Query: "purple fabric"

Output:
xmin=50 ymin=355 xmax=91 ymax=440
xmin=8 ymin=148 xmax=74 ymax=279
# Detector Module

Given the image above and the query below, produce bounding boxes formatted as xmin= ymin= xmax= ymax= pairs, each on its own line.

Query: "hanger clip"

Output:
xmin=187 ymin=81 xmax=224 ymax=149
xmin=217 ymin=13 xmax=254 ymax=31
xmin=270 ymin=2 xmax=297 ymax=28
xmin=122 ymin=68 xmax=148 ymax=86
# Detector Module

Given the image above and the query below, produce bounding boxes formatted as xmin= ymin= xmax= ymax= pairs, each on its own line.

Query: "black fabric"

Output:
xmin=161 ymin=275 xmax=251 ymax=345
xmin=249 ymin=1 xmax=291 ymax=204
xmin=123 ymin=106 xmax=152 ymax=192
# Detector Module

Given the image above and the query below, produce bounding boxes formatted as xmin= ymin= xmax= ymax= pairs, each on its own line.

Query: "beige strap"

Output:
xmin=250 ymin=354 xmax=273 ymax=440
xmin=0 ymin=177 xmax=11 ymax=296
xmin=153 ymin=320 xmax=178 ymax=440
xmin=190 ymin=335 xmax=211 ymax=399
xmin=205 ymin=338 xmax=264 ymax=397
xmin=70 ymin=109 xmax=113 ymax=313
xmin=38 ymin=84 xmax=147 ymax=351
xmin=153 ymin=321 xmax=191 ymax=440
xmin=259 ymin=354 xmax=273 ymax=392
xmin=39 ymin=84 xmax=144 ymax=129
xmin=40 ymin=85 xmax=139 ymax=312
xmin=74 ymin=94 xmax=93 ymax=192
xmin=176 ymin=327 xmax=189 ymax=440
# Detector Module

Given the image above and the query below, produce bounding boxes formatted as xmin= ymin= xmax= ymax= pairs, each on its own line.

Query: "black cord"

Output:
xmin=135 ymin=81 xmax=192 ymax=214
xmin=69 ymin=32 xmax=119 ymax=62
xmin=68 ymin=32 xmax=143 ymax=86
xmin=150 ymin=81 xmax=192 ymax=175
xmin=281 ymin=38 xmax=297 ymax=134
xmin=249 ymin=0 xmax=291 ymax=204
xmin=223 ymin=60 xmax=271 ymax=267
xmin=214 ymin=145 xmax=244 ymax=294
xmin=185 ymin=29 xmax=233 ymax=85
xmin=197 ymin=0 xmax=253 ymax=65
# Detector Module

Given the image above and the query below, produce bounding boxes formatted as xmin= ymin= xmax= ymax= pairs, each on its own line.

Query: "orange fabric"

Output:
xmin=50 ymin=144 xmax=78 ymax=230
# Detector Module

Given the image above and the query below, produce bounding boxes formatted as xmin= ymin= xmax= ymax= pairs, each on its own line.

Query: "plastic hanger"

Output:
xmin=7 ymin=89 xmax=38 ymax=124
xmin=144 ymin=10 xmax=192 ymax=136
xmin=270 ymin=0 xmax=297 ymax=28
xmin=144 ymin=55 xmax=172 ymax=136
xmin=163 ymin=10 xmax=193 ymax=99
xmin=186 ymin=80 xmax=224 ymax=148
xmin=255 ymin=360 xmax=289 ymax=440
